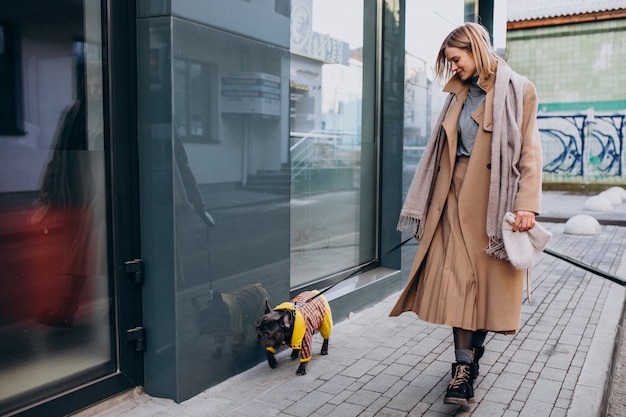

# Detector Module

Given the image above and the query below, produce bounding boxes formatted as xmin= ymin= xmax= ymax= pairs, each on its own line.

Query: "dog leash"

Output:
xmin=301 ymin=235 xmax=626 ymax=309
xmin=543 ymin=248 xmax=626 ymax=287
xmin=298 ymin=229 xmax=626 ymax=314
xmin=300 ymin=235 xmax=415 ymax=306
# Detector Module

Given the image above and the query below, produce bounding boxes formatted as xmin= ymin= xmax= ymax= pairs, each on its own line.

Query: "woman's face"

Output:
xmin=444 ymin=47 xmax=477 ymax=81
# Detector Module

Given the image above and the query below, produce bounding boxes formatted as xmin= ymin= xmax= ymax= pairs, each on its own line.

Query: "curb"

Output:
xmin=568 ymin=249 xmax=626 ymax=417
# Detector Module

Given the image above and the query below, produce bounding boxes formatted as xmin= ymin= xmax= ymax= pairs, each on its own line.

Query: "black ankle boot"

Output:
xmin=472 ymin=345 xmax=485 ymax=375
xmin=444 ymin=361 xmax=477 ymax=405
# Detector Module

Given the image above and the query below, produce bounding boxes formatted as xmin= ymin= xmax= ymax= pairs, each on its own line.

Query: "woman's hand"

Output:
xmin=512 ymin=210 xmax=536 ymax=232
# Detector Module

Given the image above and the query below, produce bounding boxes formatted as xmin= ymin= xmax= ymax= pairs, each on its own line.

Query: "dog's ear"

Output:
xmin=280 ymin=311 xmax=292 ymax=329
xmin=264 ymin=298 xmax=272 ymax=314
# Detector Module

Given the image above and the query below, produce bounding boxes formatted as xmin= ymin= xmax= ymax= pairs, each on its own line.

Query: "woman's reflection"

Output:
xmin=31 ymin=62 xmax=103 ymax=328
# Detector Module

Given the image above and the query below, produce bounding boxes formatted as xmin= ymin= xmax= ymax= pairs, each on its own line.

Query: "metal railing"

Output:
xmin=290 ymin=130 xmax=359 ymax=182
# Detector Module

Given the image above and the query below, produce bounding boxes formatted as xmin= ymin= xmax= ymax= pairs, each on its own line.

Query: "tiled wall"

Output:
xmin=507 ymin=19 xmax=626 ymax=110
xmin=507 ymin=19 xmax=626 ymax=183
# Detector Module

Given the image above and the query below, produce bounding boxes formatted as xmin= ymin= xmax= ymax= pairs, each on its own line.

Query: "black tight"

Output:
xmin=472 ymin=330 xmax=487 ymax=347
xmin=453 ymin=328 xmax=488 ymax=349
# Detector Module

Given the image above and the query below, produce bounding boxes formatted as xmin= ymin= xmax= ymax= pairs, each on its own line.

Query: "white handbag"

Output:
xmin=502 ymin=212 xmax=552 ymax=270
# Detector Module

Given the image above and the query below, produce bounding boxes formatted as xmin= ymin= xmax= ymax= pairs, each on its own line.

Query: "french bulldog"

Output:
xmin=256 ymin=290 xmax=333 ymax=375
xmin=192 ymin=283 xmax=270 ymax=358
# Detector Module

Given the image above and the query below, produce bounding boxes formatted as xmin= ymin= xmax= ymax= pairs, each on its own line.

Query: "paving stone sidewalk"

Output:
xmin=81 ymin=191 xmax=626 ymax=417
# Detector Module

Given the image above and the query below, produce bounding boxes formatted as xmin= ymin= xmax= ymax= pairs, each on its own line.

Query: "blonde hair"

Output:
xmin=435 ymin=22 xmax=502 ymax=81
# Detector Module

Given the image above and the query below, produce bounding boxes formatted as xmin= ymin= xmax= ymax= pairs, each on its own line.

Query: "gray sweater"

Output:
xmin=457 ymin=78 xmax=486 ymax=157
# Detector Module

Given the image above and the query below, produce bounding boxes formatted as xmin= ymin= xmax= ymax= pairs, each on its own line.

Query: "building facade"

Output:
xmin=0 ymin=1 xmax=493 ymax=415
xmin=506 ymin=1 xmax=626 ymax=186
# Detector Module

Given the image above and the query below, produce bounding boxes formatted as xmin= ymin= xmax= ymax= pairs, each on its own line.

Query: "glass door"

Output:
xmin=0 ymin=1 xmax=140 ymax=415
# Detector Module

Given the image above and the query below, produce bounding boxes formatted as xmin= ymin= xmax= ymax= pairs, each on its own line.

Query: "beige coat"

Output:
xmin=389 ymin=67 xmax=543 ymax=333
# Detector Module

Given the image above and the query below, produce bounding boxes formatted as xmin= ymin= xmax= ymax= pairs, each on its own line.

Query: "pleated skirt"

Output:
xmin=413 ymin=157 xmax=495 ymax=331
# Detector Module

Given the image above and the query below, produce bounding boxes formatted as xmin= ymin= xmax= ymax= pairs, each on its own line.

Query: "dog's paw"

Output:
xmin=321 ymin=339 xmax=329 ymax=355
xmin=291 ymin=349 xmax=300 ymax=360
xmin=296 ymin=363 xmax=307 ymax=376
xmin=266 ymin=351 xmax=277 ymax=369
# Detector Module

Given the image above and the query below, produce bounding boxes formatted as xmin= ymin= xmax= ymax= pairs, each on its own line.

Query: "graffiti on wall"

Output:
xmin=539 ymin=113 xmax=625 ymax=182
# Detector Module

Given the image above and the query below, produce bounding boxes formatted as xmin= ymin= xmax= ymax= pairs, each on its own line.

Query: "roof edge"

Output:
xmin=508 ymin=8 xmax=626 ymax=29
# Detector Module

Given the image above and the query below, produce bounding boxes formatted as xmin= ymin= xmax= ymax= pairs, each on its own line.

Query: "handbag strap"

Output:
xmin=525 ymin=268 xmax=532 ymax=303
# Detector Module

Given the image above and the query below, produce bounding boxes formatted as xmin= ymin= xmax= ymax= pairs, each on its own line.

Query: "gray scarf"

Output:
xmin=398 ymin=64 xmax=528 ymax=260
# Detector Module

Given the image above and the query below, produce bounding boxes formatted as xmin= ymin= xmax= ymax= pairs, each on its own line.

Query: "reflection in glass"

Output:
xmin=168 ymin=13 xmax=290 ymax=397
xmin=402 ymin=2 xmax=465 ymax=270
xmin=0 ymin=1 xmax=112 ymax=414
xmin=403 ymin=1 xmax=464 ymax=197
xmin=174 ymin=60 xmax=219 ymax=142
xmin=289 ymin=0 xmax=371 ymax=287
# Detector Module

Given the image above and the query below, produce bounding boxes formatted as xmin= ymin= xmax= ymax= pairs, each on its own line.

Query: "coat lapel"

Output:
xmin=441 ymin=78 xmax=469 ymax=167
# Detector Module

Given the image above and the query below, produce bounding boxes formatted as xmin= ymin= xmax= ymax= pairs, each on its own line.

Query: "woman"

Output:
xmin=34 ymin=63 xmax=104 ymax=328
xmin=390 ymin=22 xmax=543 ymax=405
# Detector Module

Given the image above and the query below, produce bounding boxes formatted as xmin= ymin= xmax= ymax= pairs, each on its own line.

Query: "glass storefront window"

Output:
xmin=0 ymin=1 xmax=113 ymax=414
xmin=289 ymin=0 xmax=373 ymax=288
xmin=403 ymin=2 xmax=465 ymax=197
